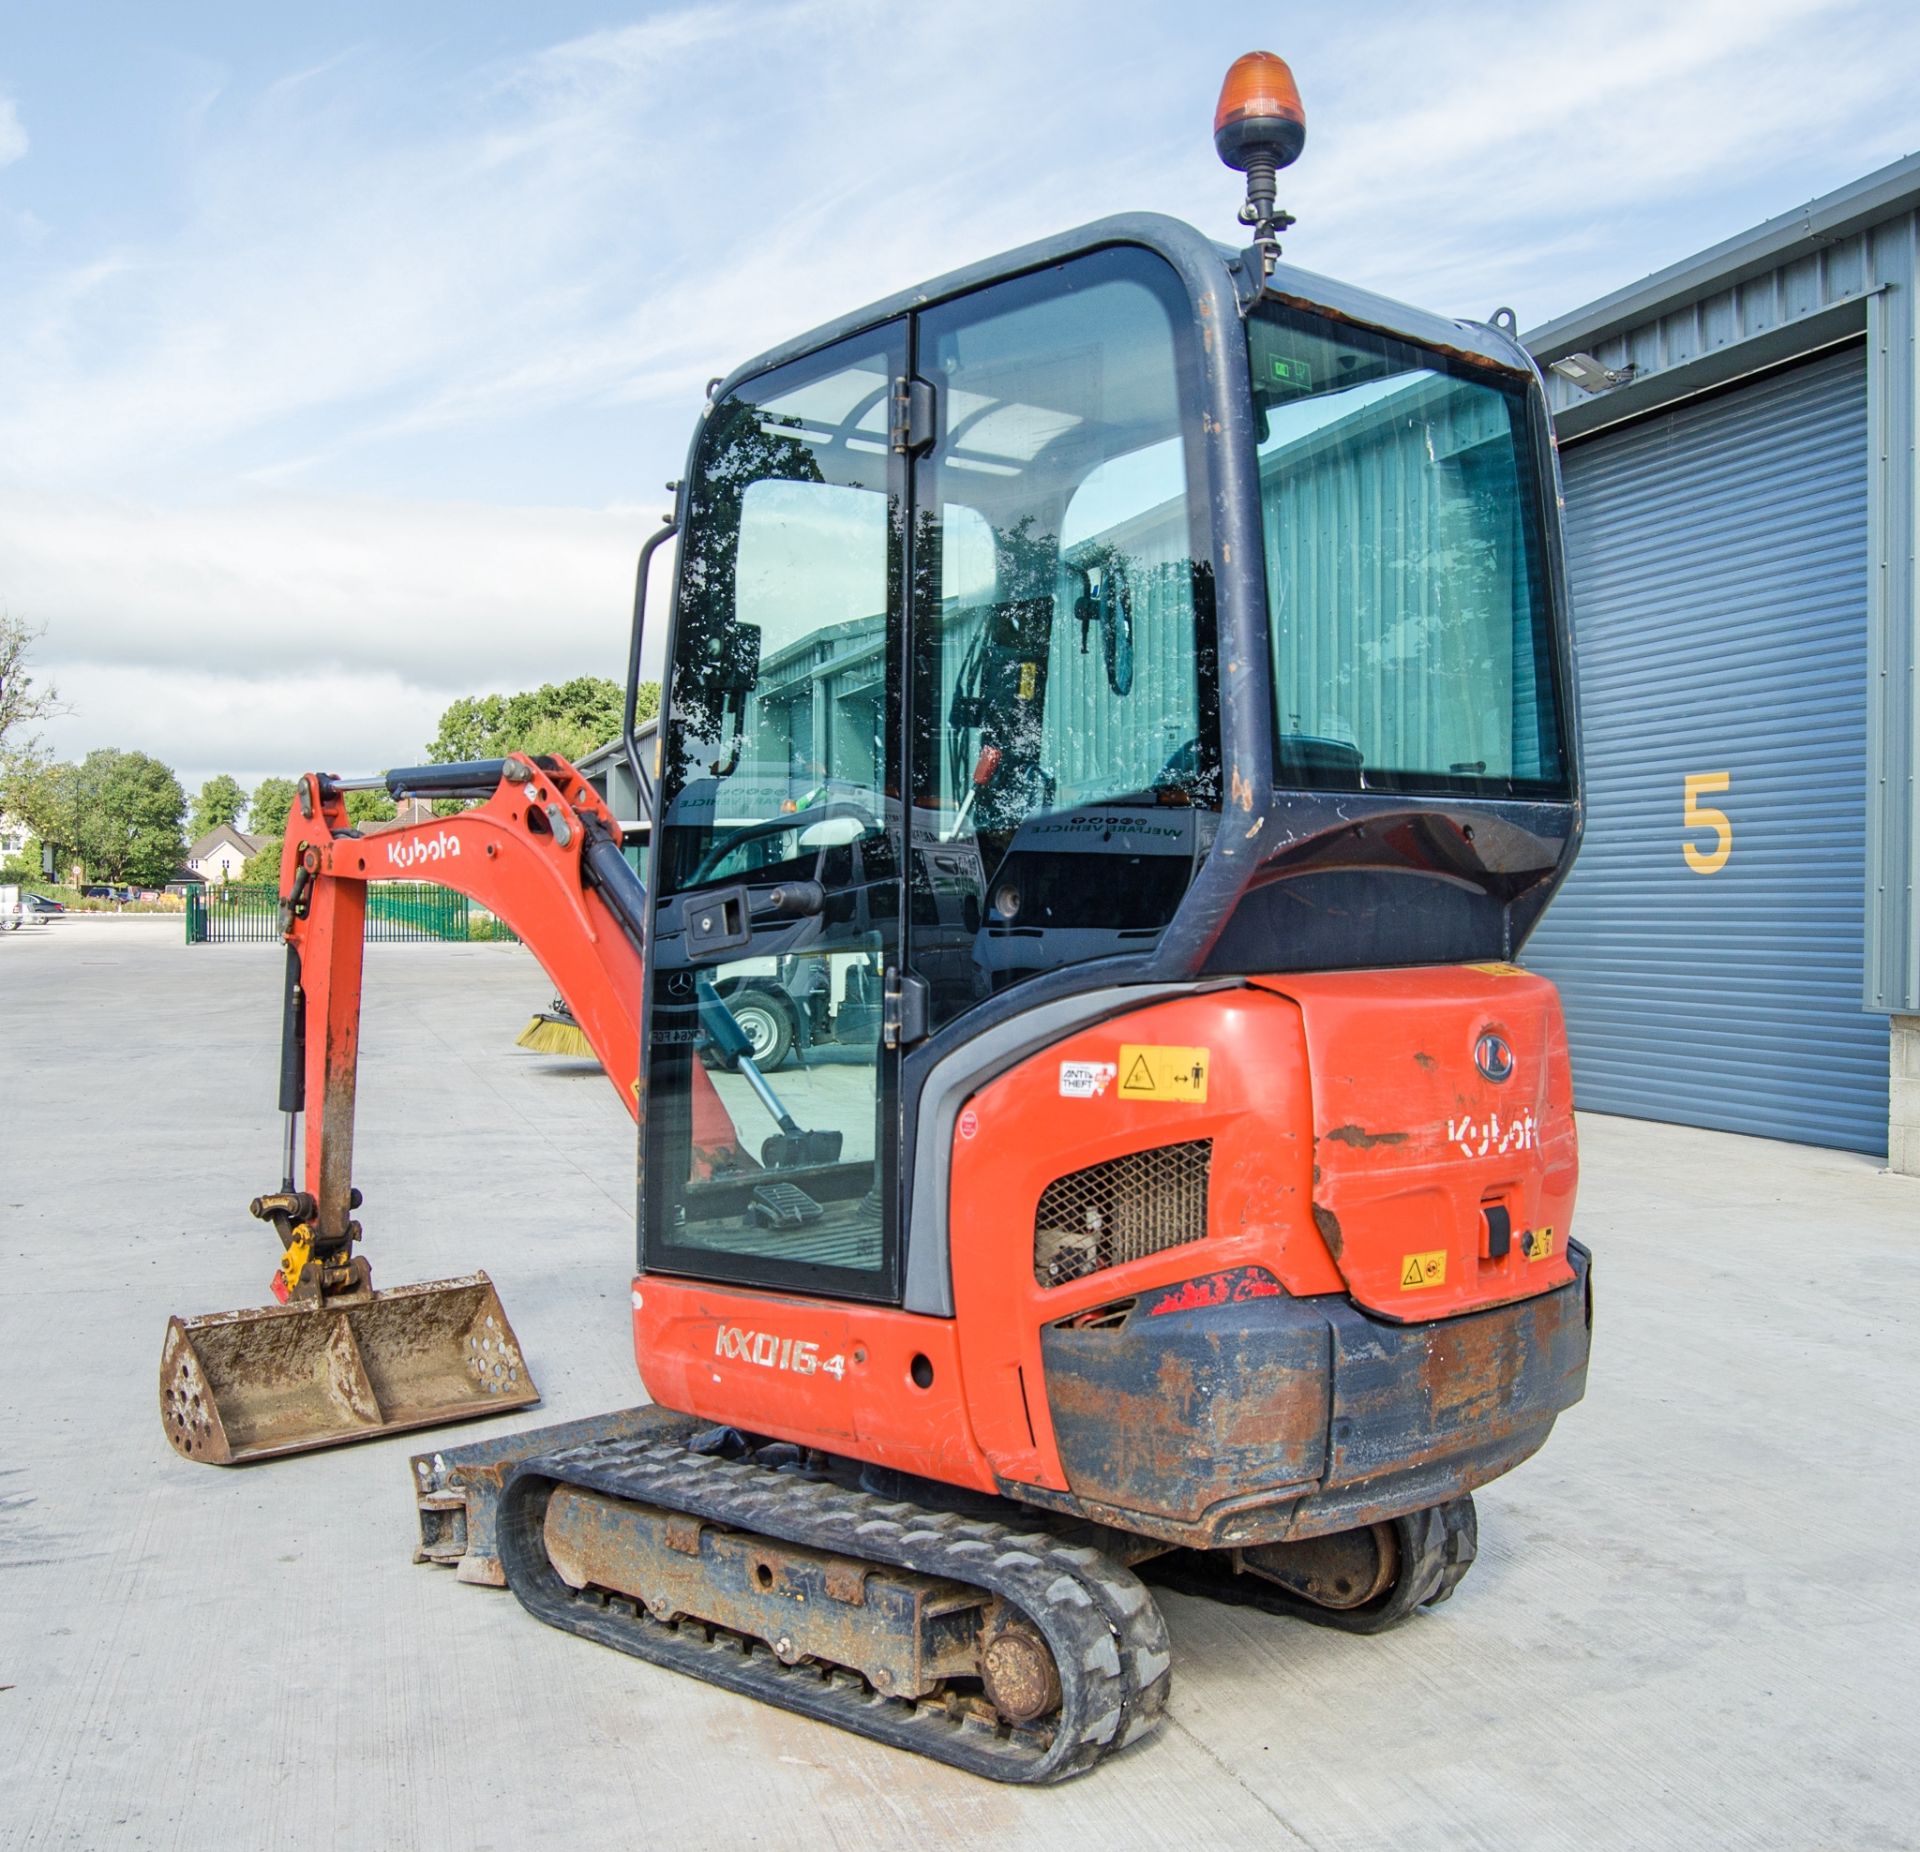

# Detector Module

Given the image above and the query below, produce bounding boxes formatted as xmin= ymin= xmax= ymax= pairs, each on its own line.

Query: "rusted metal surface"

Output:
xmin=411 ymin=1405 xmax=701 ymax=1584
xmin=1312 ymin=1202 xmax=1345 ymax=1255
xmin=1260 ymin=286 xmax=1518 ymax=375
xmin=1320 ymin=1124 xmax=1409 ymax=1150
xmin=1040 ymin=1281 xmax=1330 ymax=1531
xmin=493 ymin=1435 xmax=1165 ymax=1782
xmin=1148 ymin=1495 xmax=1477 ymax=1636
xmin=1029 ymin=1243 xmax=1592 ymax=1549
xmin=160 ymin=1271 xmax=537 ymax=1465
xmin=541 ymin=1484 xmax=989 ymax=1700
xmin=979 ymin=1613 xmax=1062 ymax=1722
xmin=1238 ymin=1523 xmax=1396 ymax=1609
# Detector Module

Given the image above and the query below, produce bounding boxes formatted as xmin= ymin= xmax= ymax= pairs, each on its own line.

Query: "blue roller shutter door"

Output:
xmin=1524 ymin=344 xmax=1889 ymax=1153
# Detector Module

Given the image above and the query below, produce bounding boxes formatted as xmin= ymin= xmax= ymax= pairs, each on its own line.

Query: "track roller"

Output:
xmin=496 ymin=1435 xmax=1170 ymax=1783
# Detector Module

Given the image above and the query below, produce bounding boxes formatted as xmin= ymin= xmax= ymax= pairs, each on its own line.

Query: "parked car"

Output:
xmin=22 ymin=893 xmax=65 ymax=913
xmin=0 ymin=886 xmax=21 ymax=931
xmin=80 ymin=884 xmax=138 ymax=903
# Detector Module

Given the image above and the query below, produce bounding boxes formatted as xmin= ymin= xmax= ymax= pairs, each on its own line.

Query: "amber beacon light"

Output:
xmin=1214 ymin=51 xmax=1305 ymax=256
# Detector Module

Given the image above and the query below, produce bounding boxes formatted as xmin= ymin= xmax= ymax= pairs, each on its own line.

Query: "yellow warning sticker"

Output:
xmin=1526 ymin=1227 xmax=1556 ymax=1261
xmin=1018 ymin=661 xmax=1039 ymax=700
xmin=1465 ymin=962 xmax=1527 ymax=977
xmin=1400 ymin=1250 xmax=1448 ymax=1290
xmin=1117 ymin=1044 xmax=1210 ymax=1103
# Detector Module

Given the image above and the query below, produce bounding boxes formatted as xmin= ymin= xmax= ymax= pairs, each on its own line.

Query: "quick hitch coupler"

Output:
xmin=250 ymin=1185 xmax=365 ymax=1303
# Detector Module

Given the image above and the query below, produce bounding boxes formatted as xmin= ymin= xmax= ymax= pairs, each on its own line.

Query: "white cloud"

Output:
xmin=5 ymin=0 xmax=1919 ymax=790
xmin=0 ymin=95 xmax=25 ymax=168
xmin=0 ymin=487 xmax=657 ymax=678
xmin=9 ymin=486 xmax=679 ymax=785
xmin=37 ymin=660 xmax=449 ymax=795
xmin=7 ymin=0 xmax=1913 ymax=498
xmin=0 ymin=2 xmax=1109 ymax=493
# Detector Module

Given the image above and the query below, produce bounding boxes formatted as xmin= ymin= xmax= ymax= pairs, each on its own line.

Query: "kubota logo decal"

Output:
xmin=715 ymin=1324 xmax=846 ymax=1380
xmin=385 ymin=832 xmax=461 ymax=870
xmin=1446 ymin=1108 xmax=1538 ymax=1158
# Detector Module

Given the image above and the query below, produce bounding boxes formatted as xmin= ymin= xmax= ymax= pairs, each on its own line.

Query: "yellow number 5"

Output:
xmin=1683 ymin=772 xmax=1732 ymax=874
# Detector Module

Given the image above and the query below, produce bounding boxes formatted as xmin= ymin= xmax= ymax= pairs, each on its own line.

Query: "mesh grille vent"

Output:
xmin=1033 ymin=1140 xmax=1212 ymax=1288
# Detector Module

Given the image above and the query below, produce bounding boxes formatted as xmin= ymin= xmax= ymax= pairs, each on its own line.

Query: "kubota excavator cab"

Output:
xmin=627 ymin=204 xmax=1589 ymax=1543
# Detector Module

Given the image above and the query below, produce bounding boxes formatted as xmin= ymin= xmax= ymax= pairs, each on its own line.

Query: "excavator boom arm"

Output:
xmin=278 ymin=754 xmax=646 ymax=1263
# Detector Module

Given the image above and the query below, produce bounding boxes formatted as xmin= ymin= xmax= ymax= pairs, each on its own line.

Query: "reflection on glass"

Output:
xmin=649 ymin=339 xmax=902 ymax=1286
xmin=909 ymin=250 xmax=1218 ymax=1030
xmin=661 ymin=367 xmax=896 ymax=896
xmin=1247 ymin=306 xmax=1567 ymax=796
xmin=681 ymin=939 xmax=887 ymax=1273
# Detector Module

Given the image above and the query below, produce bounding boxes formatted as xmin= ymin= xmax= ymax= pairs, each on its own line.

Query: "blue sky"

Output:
xmin=3 ymin=0 xmax=1917 ymax=794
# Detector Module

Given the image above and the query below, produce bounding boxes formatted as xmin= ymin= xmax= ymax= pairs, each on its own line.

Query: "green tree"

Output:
xmin=188 ymin=773 xmax=247 ymax=840
xmin=240 ymin=833 xmax=285 ymax=887
xmin=234 ymin=788 xmax=391 ymax=889
xmin=249 ymin=776 xmax=298 ymax=838
xmin=345 ymin=789 xmax=396 ymax=826
xmin=423 ymin=675 xmax=654 ymax=767
xmin=425 ymin=693 xmax=509 ymax=764
xmin=73 ymin=749 xmax=187 ymax=887
xmin=0 ymin=612 xmax=66 ymax=754
xmin=1 ymin=749 xmax=82 ymax=876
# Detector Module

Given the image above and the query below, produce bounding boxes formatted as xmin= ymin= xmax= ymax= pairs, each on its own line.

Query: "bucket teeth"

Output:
xmin=159 ymin=1270 xmax=539 ymax=1465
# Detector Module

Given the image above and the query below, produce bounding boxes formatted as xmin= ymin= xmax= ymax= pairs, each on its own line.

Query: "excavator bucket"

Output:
xmin=159 ymin=1271 xmax=538 ymax=1465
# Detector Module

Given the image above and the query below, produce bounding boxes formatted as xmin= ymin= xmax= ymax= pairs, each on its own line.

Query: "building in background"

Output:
xmin=1522 ymin=153 xmax=1920 ymax=1174
xmin=184 ymin=822 xmax=263 ymax=885
xmin=577 ymin=719 xmax=656 ymax=835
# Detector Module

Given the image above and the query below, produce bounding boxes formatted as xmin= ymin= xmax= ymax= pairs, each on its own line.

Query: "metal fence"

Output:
xmin=185 ymin=883 xmax=518 ymax=945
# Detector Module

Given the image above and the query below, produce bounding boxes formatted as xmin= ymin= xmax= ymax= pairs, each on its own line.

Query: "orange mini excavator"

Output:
xmin=162 ymin=55 xmax=1592 ymax=1782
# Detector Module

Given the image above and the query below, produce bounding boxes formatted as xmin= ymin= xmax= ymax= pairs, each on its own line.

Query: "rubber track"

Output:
xmin=1147 ymin=1495 xmax=1478 ymax=1635
xmin=497 ymin=1436 xmax=1172 ymax=1784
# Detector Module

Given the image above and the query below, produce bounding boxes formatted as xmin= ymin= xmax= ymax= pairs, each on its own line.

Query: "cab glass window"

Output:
xmin=909 ymin=248 xmax=1218 ymax=1030
xmin=1248 ymin=306 xmax=1568 ymax=796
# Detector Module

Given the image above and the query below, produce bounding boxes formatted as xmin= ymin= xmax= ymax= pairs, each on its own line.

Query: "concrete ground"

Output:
xmin=2 ymin=917 xmax=1915 ymax=1851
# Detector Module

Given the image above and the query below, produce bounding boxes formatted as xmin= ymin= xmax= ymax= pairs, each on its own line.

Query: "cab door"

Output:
xmin=642 ymin=325 xmax=908 ymax=1301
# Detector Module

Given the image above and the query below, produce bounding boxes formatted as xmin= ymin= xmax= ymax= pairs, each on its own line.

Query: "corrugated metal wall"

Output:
xmin=925 ymin=506 xmax=1202 ymax=809
xmin=1043 ymin=554 xmax=1198 ymax=801
xmin=1524 ymin=345 xmax=1890 ymax=1152
xmin=1259 ymin=381 xmax=1544 ymax=779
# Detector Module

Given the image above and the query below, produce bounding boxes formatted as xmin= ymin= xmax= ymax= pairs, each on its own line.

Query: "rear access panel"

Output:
xmin=1256 ymin=966 xmax=1579 ymax=1321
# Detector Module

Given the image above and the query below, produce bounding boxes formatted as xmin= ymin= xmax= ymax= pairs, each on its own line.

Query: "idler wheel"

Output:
xmin=978 ymin=1615 xmax=1062 ymax=1724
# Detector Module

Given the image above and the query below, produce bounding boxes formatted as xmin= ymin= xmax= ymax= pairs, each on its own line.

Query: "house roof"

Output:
xmin=187 ymin=822 xmax=264 ymax=863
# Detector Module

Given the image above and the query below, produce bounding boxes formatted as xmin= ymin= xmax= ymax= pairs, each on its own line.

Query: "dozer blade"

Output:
xmin=159 ymin=1270 xmax=538 ymax=1465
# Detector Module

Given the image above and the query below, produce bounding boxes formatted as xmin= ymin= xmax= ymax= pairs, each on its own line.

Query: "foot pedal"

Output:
xmin=760 ymin=1128 xmax=843 ymax=1170
xmin=749 ymin=1181 xmax=824 ymax=1228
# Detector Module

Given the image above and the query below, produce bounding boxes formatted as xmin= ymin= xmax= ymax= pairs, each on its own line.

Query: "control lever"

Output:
xmin=945 ymin=745 xmax=1001 ymax=842
xmin=695 ymin=973 xmax=844 ymax=1173
xmin=752 ymin=880 xmax=825 ymax=921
